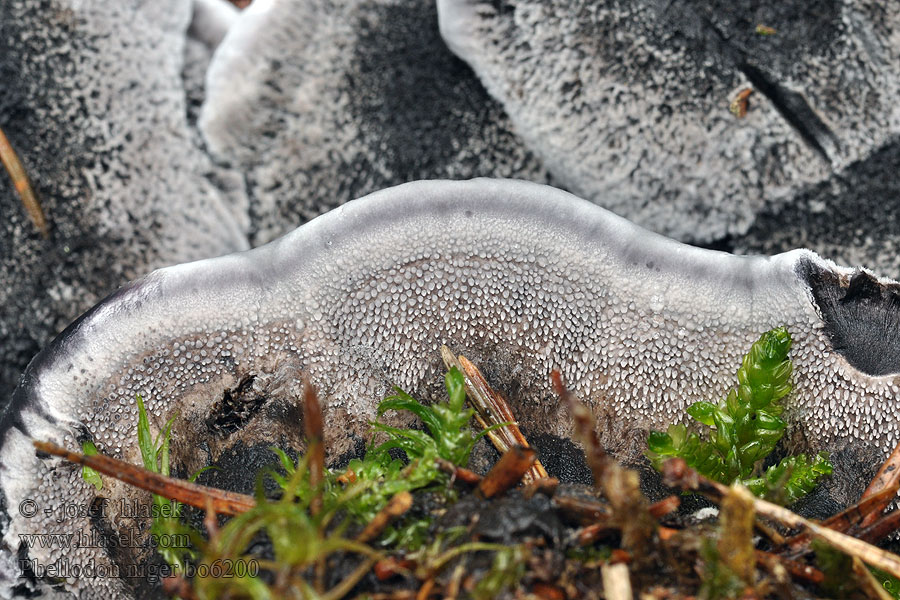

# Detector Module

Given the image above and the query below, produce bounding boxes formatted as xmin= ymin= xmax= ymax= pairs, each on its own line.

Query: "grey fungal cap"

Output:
xmin=3 ymin=179 xmax=900 ymax=595
xmin=0 ymin=0 xmax=249 ymax=410
xmin=200 ymin=0 xmax=550 ymax=246
xmin=437 ymin=0 xmax=900 ymax=252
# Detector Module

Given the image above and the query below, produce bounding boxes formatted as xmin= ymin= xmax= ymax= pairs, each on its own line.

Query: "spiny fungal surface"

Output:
xmin=2 ymin=179 xmax=900 ymax=596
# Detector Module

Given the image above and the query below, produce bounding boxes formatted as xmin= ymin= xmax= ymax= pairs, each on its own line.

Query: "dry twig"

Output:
xmin=0 ymin=126 xmax=47 ymax=237
xmin=34 ymin=440 xmax=256 ymax=515
xmin=859 ymin=438 xmax=900 ymax=527
xmin=477 ymin=445 xmax=537 ymax=499
xmin=304 ymin=382 xmax=325 ymax=516
xmin=356 ymin=491 xmax=414 ymax=543
xmin=441 ymin=346 xmax=547 ymax=481
xmin=663 ymin=457 xmax=900 ymax=580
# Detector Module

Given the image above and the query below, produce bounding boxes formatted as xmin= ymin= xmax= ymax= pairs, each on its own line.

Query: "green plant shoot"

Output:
xmin=646 ymin=327 xmax=832 ymax=504
xmin=80 ymin=440 xmax=102 ymax=491
xmin=135 ymin=395 xmax=204 ymax=572
xmin=368 ymin=366 xmax=502 ymax=467
xmin=264 ymin=367 xmax=498 ymax=551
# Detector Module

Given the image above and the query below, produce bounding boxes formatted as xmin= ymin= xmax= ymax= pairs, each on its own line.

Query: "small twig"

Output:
xmin=374 ymin=557 xmax=416 ymax=581
xmin=445 ymin=563 xmax=466 ymax=600
xmin=321 ymin=557 xmax=380 ymax=600
xmin=34 ymin=440 xmax=256 ymax=515
xmin=477 ymin=445 xmax=537 ymax=499
xmin=522 ymin=476 xmax=560 ymax=499
xmin=824 ymin=485 xmax=900 ymax=533
xmin=663 ymin=457 xmax=900 ymax=580
xmin=785 ymin=485 xmax=899 ymax=549
xmin=0 ymin=126 xmax=48 ymax=238
xmin=552 ymin=371 xmax=655 ymax=555
xmin=755 ymin=550 xmax=824 ymax=585
xmin=435 ymin=457 xmax=482 ymax=485
xmin=551 ymin=370 xmax=609 ymax=485
xmin=657 ymin=526 xmax=678 ymax=542
xmin=203 ymin=497 xmax=220 ymax=540
xmin=532 ymin=582 xmax=566 ymax=600
xmin=552 ymin=494 xmax=610 ymax=526
xmin=441 ymin=346 xmax=547 ymax=481
xmin=600 ymin=562 xmax=633 ymax=600
xmin=576 ymin=522 xmax=616 ymax=546
xmin=304 ymin=382 xmax=325 ymax=516
xmin=416 ymin=577 xmax=435 ymax=600
xmin=858 ymin=507 xmax=900 ymax=544
xmin=356 ymin=491 xmax=414 ymax=543
xmin=852 ymin=555 xmax=896 ymax=600
xmin=859 ymin=438 xmax=900 ymax=528
xmin=441 ymin=348 xmax=505 ymax=447
xmin=648 ymin=495 xmax=680 ymax=519
xmin=753 ymin=517 xmax=786 ymax=547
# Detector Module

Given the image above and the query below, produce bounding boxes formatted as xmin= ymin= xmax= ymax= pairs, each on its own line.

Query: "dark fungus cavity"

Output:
xmin=800 ymin=257 xmax=900 ymax=376
xmin=2 ymin=179 xmax=900 ymax=596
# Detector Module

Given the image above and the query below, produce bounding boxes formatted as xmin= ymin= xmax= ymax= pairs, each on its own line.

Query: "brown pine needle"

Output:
xmin=859 ymin=507 xmax=900 ymax=544
xmin=477 ymin=445 xmax=537 ymax=499
xmin=859 ymin=438 xmax=900 ymax=527
xmin=0 ymin=126 xmax=48 ymax=238
xmin=304 ymin=382 xmax=325 ymax=516
xmin=356 ymin=490 xmax=414 ymax=543
xmin=440 ymin=346 xmax=547 ymax=481
xmin=663 ymin=457 xmax=900 ymax=581
xmin=824 ymin=484 xmax=900 ymax=533
xmin=435 ymin=457 xmax=483 ymax=485
xmin=34 ymin=440 xmax=256 ymax=516
xmin=785 ymin=484 xmax=900 ymax=549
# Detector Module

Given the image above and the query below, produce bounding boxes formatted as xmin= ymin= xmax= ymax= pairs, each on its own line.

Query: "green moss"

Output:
xmin=647 ymin=327 xmax=832 ymax=504
xmin=80 ymin=440 xmax=102 ymax=491
xmin=135 ymin=395 xmax=205 ymax=573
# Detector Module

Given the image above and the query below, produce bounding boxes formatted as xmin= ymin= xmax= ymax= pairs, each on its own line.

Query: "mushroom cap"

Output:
xmin=199 ymin=0 xmax=549 ymax=246
xmin=437 ymin=0 xmax=900 ymax=260
xmin=0 ymin=0 xmax=249 ymax=409
xmin=3 ymin=178 xmax=900 ymax=595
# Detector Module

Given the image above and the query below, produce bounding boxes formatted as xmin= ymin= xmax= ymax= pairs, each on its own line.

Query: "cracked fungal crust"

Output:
xmin=3 ymin=179 xmax=900 ymax=595
xmin=438 ymin=0 xmax=900 ymax=244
